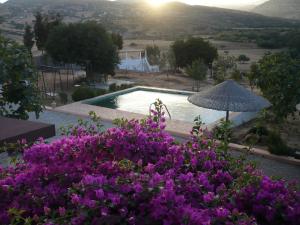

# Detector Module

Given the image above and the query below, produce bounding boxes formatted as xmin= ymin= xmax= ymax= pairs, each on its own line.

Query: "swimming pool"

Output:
xmin=85 ymin=87 xmax=226 ymax=124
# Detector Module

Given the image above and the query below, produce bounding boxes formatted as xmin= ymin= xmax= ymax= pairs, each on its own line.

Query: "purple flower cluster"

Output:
xmin=0 ymin=116 xmax=299 ymax=224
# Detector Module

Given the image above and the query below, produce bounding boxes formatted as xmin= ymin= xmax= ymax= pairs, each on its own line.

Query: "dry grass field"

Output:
xmin=114 ymin=71 xmax=214 ymax=92
xmin=124 ymin=39 xmax=282 ymax=72
xmin=38 ymin=38 xmax=284 ymax=100
xmin=232 ymin=114 xmax=300 ymax=151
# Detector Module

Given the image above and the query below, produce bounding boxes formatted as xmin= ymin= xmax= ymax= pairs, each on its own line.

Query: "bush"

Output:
xmin=251 ymin=52 xmax=300 ymax=119
xmin=0 ymin=35 xmax=43 ymax=120
xmin=72 ymin=87 xmax=96 ymax=101
xmin=248 ymin=125 xmax=269 ymax=137
xmin=72 ymin=87 xmax=107 ymax=102
xmin=94 ymin=89 xmax=107 ymax=96
xmin=74 ymin=77 xmax=87 ymax=85
xmin=213 ymin=119 xmax=232 ymax=144
xmin=237 ymin=54 xmax=250 ymax=63
xmin=267 ymin=131 xmax=291 ymax=156
xmin=119 ymin=83 xmax=133 ymax=90
xmin=108 ymin=83 xmax=133 ymax=93
xmin=109 ymin=83 xmax=117 ymax=92
xmin=59 ymin=92 xmax=68 ymax=104
xmin=185 ymin=59 xmax=208 ymax=91
xmin=0 ymin=112 xmax=298 ymax=224
xmin=146 ymin=45 xmax=161 ymax=65
xmin=129 ymin=42 xmax=137 ymax=47
xmin=230 ymin=69 xmax=242 ymax=82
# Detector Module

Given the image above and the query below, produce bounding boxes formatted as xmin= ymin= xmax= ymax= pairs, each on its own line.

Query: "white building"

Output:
xmin=118 ymin=49 xmax=159 ymax=73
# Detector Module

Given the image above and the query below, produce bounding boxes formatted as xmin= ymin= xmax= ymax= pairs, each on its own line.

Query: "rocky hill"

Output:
xmin=0 ymin=0 xmax=299 ymax=41
xmin=253 ymin=0 xmax=300 ymax=20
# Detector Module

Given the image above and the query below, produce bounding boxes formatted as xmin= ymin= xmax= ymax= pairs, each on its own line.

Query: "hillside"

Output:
xmin=0 ymin=0 xmax=299 ymax=41
xmin=253 ymin=0 xmax=300 ymax=20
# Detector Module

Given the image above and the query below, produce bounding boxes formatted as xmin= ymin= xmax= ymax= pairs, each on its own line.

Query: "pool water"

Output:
xmin=88 ymin=90 xmax=226 ymax=124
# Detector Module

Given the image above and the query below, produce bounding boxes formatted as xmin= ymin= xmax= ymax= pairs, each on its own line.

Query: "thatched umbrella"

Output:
xmin=188 ymin=80 xmax=271 ymax=121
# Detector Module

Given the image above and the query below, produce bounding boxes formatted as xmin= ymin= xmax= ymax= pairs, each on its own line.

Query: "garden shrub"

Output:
xmin=94 ymin=89 xmax=107 ymax=96
xmin=248 ymin=125 xmax=269 ymax=137
xmin=230 ymin=69 xmax=243 ymax=82
xmin=129 ymin=42 xmax=137 ymax=47
xmin=213 ymin=119 xmax=232 ymax=143
xmin=0 ymin=35 xmax=43 ymax=120
xmin=267 ymin=131 xmax=292 ymax=156
xmin=108 ymin=83 xmax=133 ymax=92
xmin=58 ymin=92 xmax=68 ymax=104
xmin=74 ymin=77 xmax=88 ymax=86
xmin=119 ymin=83 xmax=133 ymax=90
xmin=72 ymin=87 xmax=96 ymax=101
xmin=72 ymin=87 xmax=106 ymax=102
xmin=109 ymin=83 xmax=117 ymax=92
xmin=0 ymin=112 xmax=299 ymax=224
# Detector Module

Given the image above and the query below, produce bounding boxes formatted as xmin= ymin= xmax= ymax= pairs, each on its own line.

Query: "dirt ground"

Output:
xmin=232 ymin=113 xmax=300 ymax=151
xmin=114 ymin=71 xmax=214 ymax=92
xmin=123 ymin=39 xmax=282 ymax=72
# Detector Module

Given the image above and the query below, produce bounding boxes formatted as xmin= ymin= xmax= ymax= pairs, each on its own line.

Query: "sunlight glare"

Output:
xmin=147 ymin=0 xmax=169 ymax=7
xmin=147 ymin=0 xmax=268 ymax=7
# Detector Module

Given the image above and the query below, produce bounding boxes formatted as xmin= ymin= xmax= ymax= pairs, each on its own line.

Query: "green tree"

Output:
xmin=253 ymin=52 xmax=300 ymax=119
xmin=171 ymin=37 xmax=218 ymax=69
xmin=33 ymin=12 xmax=47 ymax=52
xmin=166 ymin=48 xmax=176 ymax=72
xmin=146 ymin=45 xmax=161 ymax=65
xmin=238 ymin=54 xmax=250 ymax=64
xmin=33 ymin=12 xmax=62 ymax=53
xmin=185 ymin=59 xmax=208 ymax=91
xmin=213 ymin=55 xmax=237 ymax=84
xmin=23 ymin=24 xmax=34 ymax=53
xmin=0 ymin=36 xmax=43 ymax=120
xmin=46 ymin=21 xmax=119 ymax=80
xmin=230 ymin=69 xmax=242 ymax=82
xmin=287 ymin=31 xmax=300 ymax=55
xmin=171 ymin=39 xmax=186 ymax=69
xmin=111 ymin=33 xmax=123 ymax=50
xmin=247 ymin=63 xmax=259 ymax=91
xmin=159 ymin=52 xmax=168 ymax=71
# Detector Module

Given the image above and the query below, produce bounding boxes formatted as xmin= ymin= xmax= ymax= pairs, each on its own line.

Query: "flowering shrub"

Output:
xmin=0 ymin=113 xmax=299 ymax=225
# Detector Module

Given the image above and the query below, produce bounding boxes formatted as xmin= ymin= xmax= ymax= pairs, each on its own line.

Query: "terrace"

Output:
xmin=1 ymin=11 xmax=299 ymax=223
xmin=55 ymin=86 xmax=257 ymax=137
xmin=1 ymin=82 xmax=299 ymax=176
xmin=1 ymin=83 xmax=300 ymax=225
xmin=33 ymin=109 xmax=300 ymax=180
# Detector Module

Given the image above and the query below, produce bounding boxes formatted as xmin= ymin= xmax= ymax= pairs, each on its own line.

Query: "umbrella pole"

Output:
xmin=226 ymin=110 xmax=229 ymax=122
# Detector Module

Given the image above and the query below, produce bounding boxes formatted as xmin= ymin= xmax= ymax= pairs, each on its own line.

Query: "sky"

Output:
xmin=0 ymin=0 xmax=268 ymax=7
xmin=147 ymin=0 xmax=268 ymax=7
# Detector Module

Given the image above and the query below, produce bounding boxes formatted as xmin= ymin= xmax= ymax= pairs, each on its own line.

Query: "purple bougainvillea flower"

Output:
xmin=0 ymin=114 xmax=298 ymax=225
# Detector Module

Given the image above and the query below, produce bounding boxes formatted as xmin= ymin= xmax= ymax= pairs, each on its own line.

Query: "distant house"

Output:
xmin=118 ymin=49 xmax=159 ymax=73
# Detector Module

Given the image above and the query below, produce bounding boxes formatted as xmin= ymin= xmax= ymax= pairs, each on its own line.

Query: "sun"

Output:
xmin=147 ymin=0 xmax=169 ymax=7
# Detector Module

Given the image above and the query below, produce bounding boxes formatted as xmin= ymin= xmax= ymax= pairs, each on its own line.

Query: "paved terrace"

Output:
xmin=55 ymin=86 xmax=258 ymax=137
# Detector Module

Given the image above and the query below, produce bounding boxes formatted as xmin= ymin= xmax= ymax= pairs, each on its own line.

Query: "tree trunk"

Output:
xmin=86 ymin=70 xmax=97 ymax=81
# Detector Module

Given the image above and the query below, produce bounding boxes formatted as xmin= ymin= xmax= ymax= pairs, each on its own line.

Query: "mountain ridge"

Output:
xmin=0 ymin=0 xmax=299 ymax=40
xmin=253 ymin=0 xmax=300 ymax=20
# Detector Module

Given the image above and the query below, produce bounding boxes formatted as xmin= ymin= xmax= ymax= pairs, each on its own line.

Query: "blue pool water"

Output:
xmin=87 ymin=90 xmax=226 ymax=124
